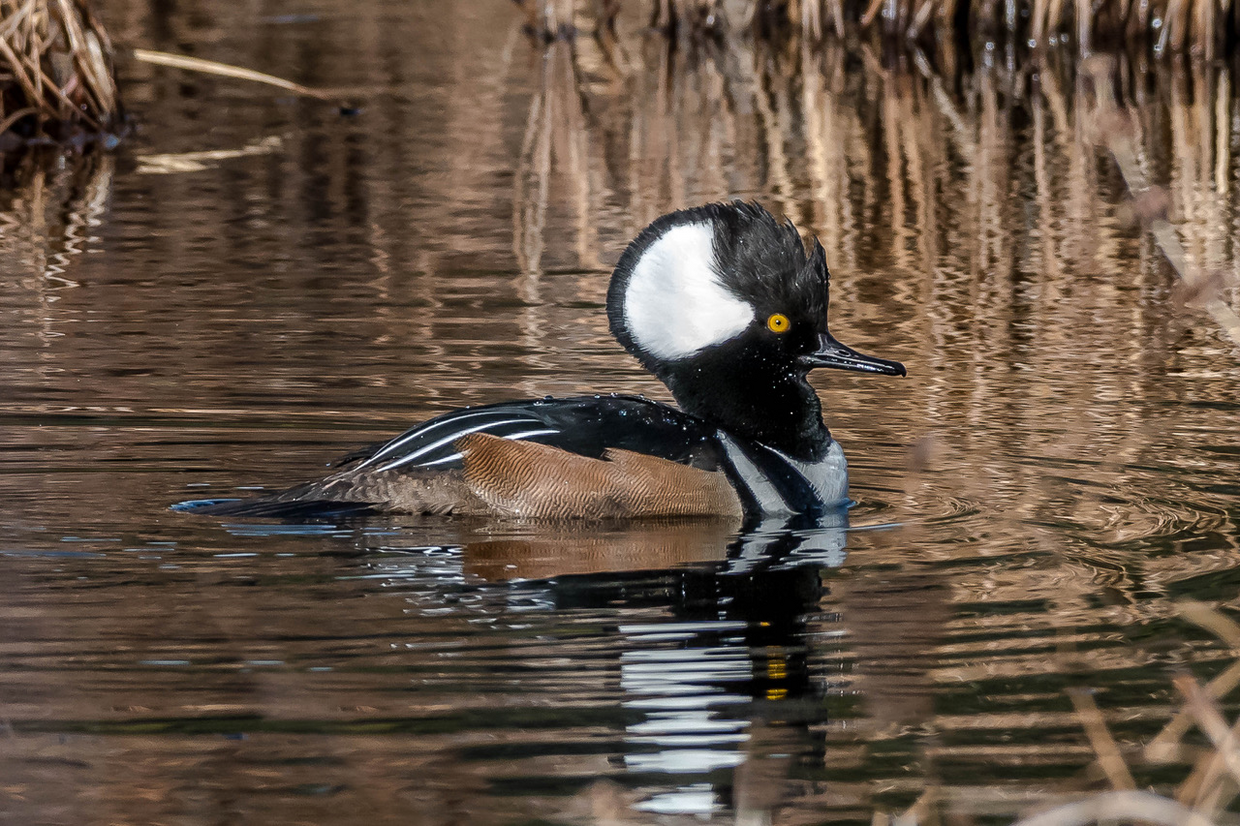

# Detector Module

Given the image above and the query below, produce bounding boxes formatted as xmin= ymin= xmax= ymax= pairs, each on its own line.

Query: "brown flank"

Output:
xmin=457 ymin=432 xmax=743 ymax=519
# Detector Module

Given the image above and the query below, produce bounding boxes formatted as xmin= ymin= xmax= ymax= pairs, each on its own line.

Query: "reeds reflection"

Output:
xmin=516 ymin=34 xmax=1240 ymax=300
xmin=0 ymin=150 xmax=113 ymax=287
xmin=0 ymin=150 xmax=113 ymax=396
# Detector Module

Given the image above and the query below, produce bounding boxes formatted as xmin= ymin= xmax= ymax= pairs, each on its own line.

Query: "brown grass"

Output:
xmin=875 ymin=603 xmax=1240 ymax=826
xmin=0 ymin=0 xmax=122 ymax=144
xmin=519 ymin=0 xmax=1234 ymax=55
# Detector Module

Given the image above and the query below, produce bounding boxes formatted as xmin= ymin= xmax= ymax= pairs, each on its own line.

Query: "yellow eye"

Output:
xmin=766 ymin=313 xmax=791 ymax=334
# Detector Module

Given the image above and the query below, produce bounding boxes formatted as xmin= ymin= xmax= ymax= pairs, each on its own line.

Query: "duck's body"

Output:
xmin=186 ymin=203 xmax=904 ymax=521
xmin=202 ymin=394 xmax=848 ymax=519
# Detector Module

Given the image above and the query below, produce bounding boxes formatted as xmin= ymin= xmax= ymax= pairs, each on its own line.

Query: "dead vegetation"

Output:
xmin=517 ymin=0 xmax=1235 ymax=56
xmin=0 ymin=0 xmax=122 ymax=145
xmin=869 ymin=602 xmax=1240 ymax=826
xmin=0 ymin=2 xmax=354 ymax=144
xmin=1 ymin=0 xmax=1230 ymax=144
xmin=859 ymin=606 xmax=1240 ymax=826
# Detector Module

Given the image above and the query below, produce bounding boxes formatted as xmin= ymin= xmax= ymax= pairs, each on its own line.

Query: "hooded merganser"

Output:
xmin=183 ymin=202 xmax=905 ymax=520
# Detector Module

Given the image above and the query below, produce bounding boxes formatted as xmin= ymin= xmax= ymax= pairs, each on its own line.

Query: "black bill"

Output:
xmin=801 ymin=332 xmax=906 ymax=376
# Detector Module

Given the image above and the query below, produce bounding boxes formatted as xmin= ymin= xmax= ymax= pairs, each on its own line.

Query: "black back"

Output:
xmin=348 ymin=394 xmax=725 ymax=473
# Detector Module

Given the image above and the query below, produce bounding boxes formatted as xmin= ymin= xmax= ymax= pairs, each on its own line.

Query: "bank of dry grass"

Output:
xmin=0 ymin=0 xmax=121 ymax=145
xmin=1 ymin=0 xmax=1230 ymax=144
xmin=520 ymin=0 xmax=1235 ymax=56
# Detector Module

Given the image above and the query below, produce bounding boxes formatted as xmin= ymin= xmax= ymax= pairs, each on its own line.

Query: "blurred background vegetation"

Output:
xmin=0 ymin=0 xmax=1236 ymax=147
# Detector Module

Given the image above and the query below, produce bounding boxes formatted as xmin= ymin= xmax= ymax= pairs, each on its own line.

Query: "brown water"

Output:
xmin=2 ymin=2 xmax=1240 ymax=824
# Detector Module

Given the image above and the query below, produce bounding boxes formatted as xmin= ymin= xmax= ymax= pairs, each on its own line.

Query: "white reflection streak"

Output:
xmin=619 ymin=625 xmax=754 ymax=814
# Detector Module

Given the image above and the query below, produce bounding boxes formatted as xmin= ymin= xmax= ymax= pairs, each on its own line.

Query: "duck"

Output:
xmin=182 ymin=202 xmax=905 ymax=521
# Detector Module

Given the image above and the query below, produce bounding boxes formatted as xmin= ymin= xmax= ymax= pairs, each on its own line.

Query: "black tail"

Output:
xmin=171 ymin=495 xmax=380 ymax=519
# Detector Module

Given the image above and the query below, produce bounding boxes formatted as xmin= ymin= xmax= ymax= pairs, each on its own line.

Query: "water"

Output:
xmin=2 ymin=1 xmax=1239 ymax=823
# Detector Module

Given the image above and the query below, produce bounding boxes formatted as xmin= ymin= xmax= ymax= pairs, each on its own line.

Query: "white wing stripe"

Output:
xmin=500 ymin=429 xmax=559 ymax=441
xmin=359 ymin=409 xmax=541 ymax=467
xmin=407 ymin=430 xmax=559 ymax=470
xmin=373 ymin=418 xmax=534 ymax=472
xmin=416 ymin=452 xmax=463 ymax=467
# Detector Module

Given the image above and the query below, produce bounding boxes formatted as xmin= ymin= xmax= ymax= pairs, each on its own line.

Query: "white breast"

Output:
xmin=717 ymin=434 xmax=850 ymax=515
xmin=784 ymin=440 xmax=849 ymax=506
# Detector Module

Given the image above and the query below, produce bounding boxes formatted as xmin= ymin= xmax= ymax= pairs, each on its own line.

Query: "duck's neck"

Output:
xmin=660 ymin=354 xmax=832 ymax=462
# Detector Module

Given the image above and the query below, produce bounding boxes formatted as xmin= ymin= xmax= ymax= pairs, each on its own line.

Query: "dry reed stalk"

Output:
xmin=1179 ymin=602 xmax=1240 ymax=649
xmin=0 ymin=0 xmax=121 ymax=143
xmin=1193 ymin=0 xmax=1214 ymax=60
xmin=1176 ymin=710 xmax=1240 ymax=815
xmin=906 ymin=0 xmax=935 ymax=38
xmin=1067 ymin=688 xmax=1137 ymax=791
xmin=892 ymin=787 xmax=940 ymax=826
xmin=1173 ymin=675 xmax=1240 ymax=789
xmin=1028 ymin=605 xmax=1240 ymax=826
xmin=1148 ymin=658 xmax=1240 ymax=762
xmin=515 ymin=0 xmax=591 ymax=37
xmin=1075 ymin=0 xmax=1091 ymax=52
xmin=802 ymin=0 xmax=823 ymax=39
xmin=1164 ymin=607 xmax=1240 ymax=817
xmin=130 ymin=50 xmax=338 ymax=103
xmin=1046 ymin=0 xmax=1069 ymax=42
xmin=860 ymin=0 xmax=886 ymax=28
xmin=1148 ymin=603 xmax=1240 ymax=763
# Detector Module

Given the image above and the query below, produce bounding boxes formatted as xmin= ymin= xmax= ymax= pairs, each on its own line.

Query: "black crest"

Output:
xmin=607 ymin=201 xmax=831 ymax=369
xmin=706 ymin=202 xmax=830 ymax=324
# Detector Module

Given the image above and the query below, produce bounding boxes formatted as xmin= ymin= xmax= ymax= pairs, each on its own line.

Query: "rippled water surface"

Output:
xmin=2 ymin=2 xmax=1240 ymax=823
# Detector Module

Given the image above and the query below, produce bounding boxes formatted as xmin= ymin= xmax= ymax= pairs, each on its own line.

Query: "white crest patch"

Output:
xmin=624 ymin=223 xmax=754 ymax=360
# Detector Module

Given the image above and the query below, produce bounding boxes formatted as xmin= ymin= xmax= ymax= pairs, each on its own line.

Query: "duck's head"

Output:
xmin=607 ymin=202 xmax=905 ymax=456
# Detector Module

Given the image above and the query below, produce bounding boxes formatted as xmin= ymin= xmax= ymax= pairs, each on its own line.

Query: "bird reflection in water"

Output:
xmin=208 ymin=482 xmax=951 ymax=820
xmin=404 ymin=512 xmax=846 ymax=817
xmin=609 ymin=517 xmax=843 ymax=816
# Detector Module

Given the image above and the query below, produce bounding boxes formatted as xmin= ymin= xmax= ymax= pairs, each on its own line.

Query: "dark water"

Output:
xmin=2 ymin=1 xmax=1240 ymax=823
